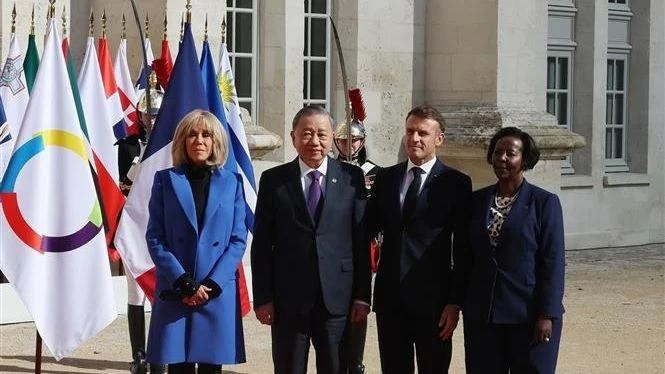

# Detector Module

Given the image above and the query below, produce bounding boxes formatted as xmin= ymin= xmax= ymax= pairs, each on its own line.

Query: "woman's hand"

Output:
xmin=533 ymin=316 xmax=553 ymax=344
xmin=181 ymin=285 xmax=212 ymax=307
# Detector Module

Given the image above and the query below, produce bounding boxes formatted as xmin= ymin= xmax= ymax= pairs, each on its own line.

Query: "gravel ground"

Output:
xmin=0 ymin=243 xmax=663 ymax=373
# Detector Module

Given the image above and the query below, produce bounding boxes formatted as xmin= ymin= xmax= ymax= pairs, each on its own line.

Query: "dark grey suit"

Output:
xmin=251 ymin=157 xmax=370 ymax=374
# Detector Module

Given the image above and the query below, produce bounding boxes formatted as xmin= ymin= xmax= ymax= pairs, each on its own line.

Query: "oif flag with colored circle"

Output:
xmin=0 ymin=19 xmax=117 ymax=361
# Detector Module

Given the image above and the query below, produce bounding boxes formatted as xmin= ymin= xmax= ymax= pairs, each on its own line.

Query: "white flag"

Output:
xmin=0 ymin=19 xmax=116 ymax=360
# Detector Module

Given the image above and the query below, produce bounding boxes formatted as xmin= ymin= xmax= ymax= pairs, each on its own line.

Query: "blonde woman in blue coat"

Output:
xmin=146 ymin=110 xmax=247 ymax=373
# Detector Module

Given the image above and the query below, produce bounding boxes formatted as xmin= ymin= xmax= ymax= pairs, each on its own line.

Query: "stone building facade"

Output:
xmin=0 ymin=0 xmax=663 ymax=320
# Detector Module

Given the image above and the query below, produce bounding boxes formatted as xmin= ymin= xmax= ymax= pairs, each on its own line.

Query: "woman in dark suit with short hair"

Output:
xmin=146 ymin=110 xmax=247 ymax=373
xmin=463 ymin=127 xmax=565 ymax=374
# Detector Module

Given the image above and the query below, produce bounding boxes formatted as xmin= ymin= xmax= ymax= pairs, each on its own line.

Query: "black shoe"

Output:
xmin=349 ymin=364 xmax=365 ymax=374
xmin=149 ymin=364 xmax=166 ymax=374
xmin=129 ymin=352 xmax=147 ymax=374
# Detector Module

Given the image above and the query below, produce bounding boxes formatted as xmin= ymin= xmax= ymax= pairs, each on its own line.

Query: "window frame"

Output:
xmin=226 ymin=0 xmax=259 ymax=121
xmin=546 ymin=50 xmax=575 ymax=174
xmin=547 ymin=0 xmax=577 ymax=174
xmin=604 ymin=54 xmax=629 ymax=172
xmin=303 ymin=0 xmax=332 ymax=109
xmin=608 ymin=0 xmax=630 ymax=12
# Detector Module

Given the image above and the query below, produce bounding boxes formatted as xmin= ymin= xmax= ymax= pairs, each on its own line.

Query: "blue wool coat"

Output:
xmin=145 ymin=167 xmax=247 ymax=365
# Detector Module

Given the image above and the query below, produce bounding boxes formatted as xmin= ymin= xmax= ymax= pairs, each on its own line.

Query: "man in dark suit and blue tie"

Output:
xmin=251 ymin=106 xmax=371 ymax=374
xmin=368 ymin=105 xmax=472 ymax=373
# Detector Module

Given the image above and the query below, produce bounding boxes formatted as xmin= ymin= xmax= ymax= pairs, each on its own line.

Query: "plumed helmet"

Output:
xmin=137 ymin=71 xmax=164 ymax=116
xmin=334 ymin=120 xmax=366 ymax=140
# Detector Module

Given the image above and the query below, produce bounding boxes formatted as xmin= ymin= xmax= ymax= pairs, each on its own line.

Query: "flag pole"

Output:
xmin=34 ymin=1 xmax=57 ymax=372
xmin=35 ymin=331 xmax=43 ymax=374
xmin=329 ymin=17 xmax=353 ymax=162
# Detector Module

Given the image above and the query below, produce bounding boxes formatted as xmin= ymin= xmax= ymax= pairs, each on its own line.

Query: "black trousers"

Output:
xmin=376 ymin=308 xmax=452 ymax=374
xmin=271 ymin=300 xmax=347 ymax=374
xmin=463 ymin=319 xmax=563 ymax=374
xmin=340 ymin=318 xmax=367 ymax=373
xmin=167 ymin=363 xmax=221 ymax=374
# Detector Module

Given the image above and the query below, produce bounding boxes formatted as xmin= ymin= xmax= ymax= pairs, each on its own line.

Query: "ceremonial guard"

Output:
xmin=335 ymin=89 xmax=382 ymax=374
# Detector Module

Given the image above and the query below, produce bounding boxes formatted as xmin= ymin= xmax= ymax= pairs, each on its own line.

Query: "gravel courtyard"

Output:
xmin=1 ymin=243 xmax=663 ymax=373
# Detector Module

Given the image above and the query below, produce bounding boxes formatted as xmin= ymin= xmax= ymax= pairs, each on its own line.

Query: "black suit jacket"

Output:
xmin=251 ymin=157 xmax=371 ymax=316
xmin=368 ymin=159 xmax=471 ymax=315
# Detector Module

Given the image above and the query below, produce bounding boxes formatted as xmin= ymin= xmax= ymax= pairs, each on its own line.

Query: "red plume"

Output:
xmin=348 ymin=88 xmax=366 ymax=122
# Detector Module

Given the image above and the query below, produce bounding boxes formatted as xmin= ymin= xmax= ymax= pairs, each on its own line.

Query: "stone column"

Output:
xmin=331 ymin=0 xmax=426 ymax=167
xmin=258 ymin=1 xmax=304 ymax=163
xmin=570 ymin=0 xmax=607 ymax=177
xmin=425 ymin=0 xmax=584 ymax=192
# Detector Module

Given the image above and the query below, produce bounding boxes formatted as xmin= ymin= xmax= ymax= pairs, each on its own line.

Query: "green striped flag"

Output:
xmin=23 ymin=34 xmax=40 ymax=94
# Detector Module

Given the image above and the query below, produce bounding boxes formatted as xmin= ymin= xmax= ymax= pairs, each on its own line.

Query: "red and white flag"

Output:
xmin=114 ymin=38 xmax=139 ymax=136
xmin=97 ymin=37 xmax=128 ymax=140
xmin=78 ymin=37 xmax=125 ymax=251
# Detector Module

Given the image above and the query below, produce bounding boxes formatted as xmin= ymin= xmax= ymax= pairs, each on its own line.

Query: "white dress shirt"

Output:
xmin=299 ymin=157 xmax=328 ymax=198
xmin=399 ymin=157 xmax=437 ymax=208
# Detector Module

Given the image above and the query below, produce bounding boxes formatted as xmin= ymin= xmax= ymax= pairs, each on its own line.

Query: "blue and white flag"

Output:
xmin=135 ymin=37 xmax=155 ymax=92
xmin=201 ymin=40 xmax=252 ymax=316
xmin=0 ymin=97 xmax=9 ymax=146
xmin=216 ymin=42 xmax=257 ymax=231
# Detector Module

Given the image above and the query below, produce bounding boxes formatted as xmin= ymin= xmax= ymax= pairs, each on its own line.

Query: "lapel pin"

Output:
xmin=331 ymin=178 xmax=338 ymax=183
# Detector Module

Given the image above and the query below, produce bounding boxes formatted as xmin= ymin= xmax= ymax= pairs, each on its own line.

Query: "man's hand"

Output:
xmin=255 ymin=302 xmax=275 ymax=325
xmin=533 ymin=316 xmax=553 ymax=344
xmin=438 ymin=304 xmax=461 ymax=340
xmin=350 ymin=302 xmax=370 ymax=323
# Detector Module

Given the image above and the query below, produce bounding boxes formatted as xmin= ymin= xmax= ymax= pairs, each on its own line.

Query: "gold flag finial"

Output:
xmin=122 ymin=14 xmax=126 ymax=39
xmin=48 ymin=0 xmax=56 ymax=19
xmin=61 ymin=5 xmax=67 ymax=36
xmin=204 ymin=14 xmax=208 ymax=42
xmin=11 ymin=3 xmax=16 ymax=34
xmin=30 ymin=3 xmax=35 ymax=35
xmin=102 ymin=9 xmax=107 ymax=38
xmin=179 ymin=12 xmax=185 ymax=42
xmin=186 ymin=0 xmax=192 ymax=23
xmin=163 ymin=13 xmax=168 ymax=41
xmin=89 ymin=9 xmax=94 ymax=37
xmin=144 ymin=12 xmax=150 ymax=39
xmin=148 ymin=70 xmax=158 ymax=90
xmin=221 ymin=16 xmax=226 ymax=44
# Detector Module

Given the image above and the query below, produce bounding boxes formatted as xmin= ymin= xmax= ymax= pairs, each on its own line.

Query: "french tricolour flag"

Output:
xmin=114 ymin=22 xmax=209 ymax=300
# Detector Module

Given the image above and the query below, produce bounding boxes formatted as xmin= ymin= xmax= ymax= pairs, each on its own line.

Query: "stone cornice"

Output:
xmin=438 ymin=106 xmax=586 ymax=160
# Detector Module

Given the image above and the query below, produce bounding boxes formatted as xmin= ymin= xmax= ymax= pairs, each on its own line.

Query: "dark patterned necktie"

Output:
xmin=402 ymin=167 xmax=424 ymax=220
xmin=307 ymin=170 xmax=323 ymax=222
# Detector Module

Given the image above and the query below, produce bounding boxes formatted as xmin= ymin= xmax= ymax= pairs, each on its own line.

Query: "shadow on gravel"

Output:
xmin=0 ymin=356 xmax=251 ymax=374
xmin=0 ymin=355 xmax=127 ymax=372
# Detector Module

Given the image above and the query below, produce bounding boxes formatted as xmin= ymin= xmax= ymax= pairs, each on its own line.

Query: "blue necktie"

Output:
xmin=307 ymin=170 xmax=323 ymax=222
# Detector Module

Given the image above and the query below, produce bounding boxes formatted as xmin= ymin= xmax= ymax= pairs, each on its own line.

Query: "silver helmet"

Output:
xmin=136 ymin=71 xmax=164 ymax=138
xmin=137 ymin=72 xmax=164 ymax=116
xmin=334 ymin=119 xmax=366 ymax=159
